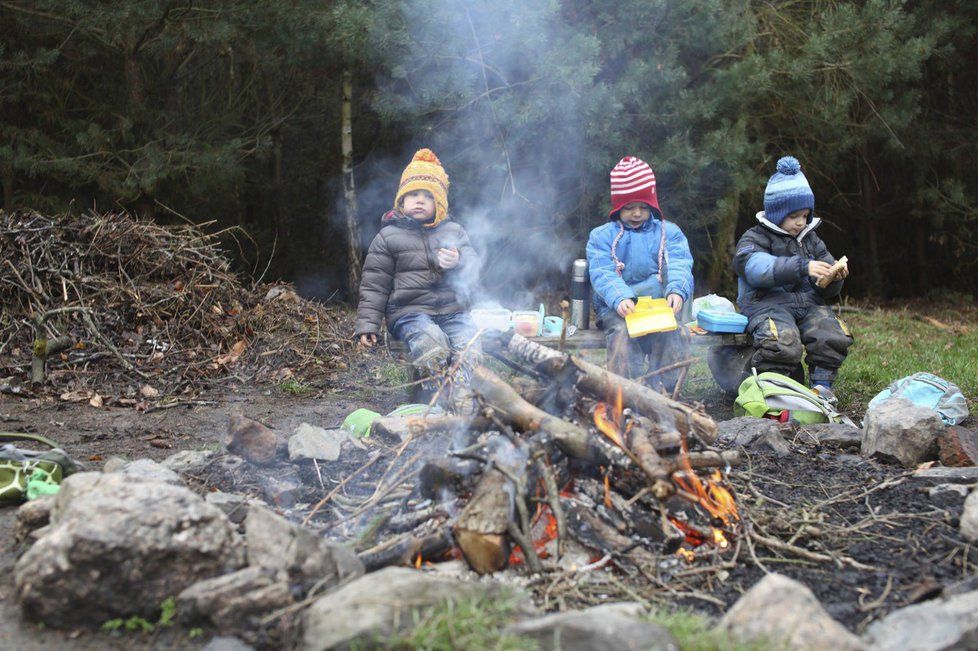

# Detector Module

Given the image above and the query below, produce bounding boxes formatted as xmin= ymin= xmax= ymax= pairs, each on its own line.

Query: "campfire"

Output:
xmin=311 ymin=330 xmax=743 ymax=577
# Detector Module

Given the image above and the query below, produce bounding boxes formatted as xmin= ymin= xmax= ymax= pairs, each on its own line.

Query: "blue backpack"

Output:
xmin=867 ymin=373 xmax=969 ymax=425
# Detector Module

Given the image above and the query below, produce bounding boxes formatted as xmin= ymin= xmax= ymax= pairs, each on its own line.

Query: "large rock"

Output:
xmin=938 ymin=427 xmax=978 ymax=467
xmin=245 ymin=506 xmax=363 ymax=591
xmin=15 ymin=495 xmax=54 ymax=544
xmin=226 ymin=412 xmax=279 ymax=465
xmin=718 ymin=573 xmax=866 ymax=650
xmin=177 ymin=566 xmax=292 ymax=634
xmin=960 ymin=490 xmax=978 ymax=543
xmin=300 ymin=567 xmax=529 ymax=650
xmin=799 ymin=423 xmax=863 ymax=450
xmin=14 ymin=472 xmax=245 ymax=627
xmin=862 ymin=398 xmax=945 ymax=467
xmin=864 ymin=589 xmax=978 ymax=650
xmin=116 ymin=458 xmax=183 ymax=485
xmin=504 ymin=603 xmax=678 ymax=651
xmin=717 ymin=417 xmax=792 ymax=455
xmin=287 ymin=424 xmax=344 ymax=462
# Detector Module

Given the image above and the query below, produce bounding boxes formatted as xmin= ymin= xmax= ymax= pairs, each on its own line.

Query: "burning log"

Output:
xmin=452 ymin=466 xmax=516 ymax=574
xmin=494 ymin=332 xmax=718 ymax=445
xmin=470 ymin=366 xmax=596 ymax=460
xmin=358 ymin=526 xmax=454 ymax=572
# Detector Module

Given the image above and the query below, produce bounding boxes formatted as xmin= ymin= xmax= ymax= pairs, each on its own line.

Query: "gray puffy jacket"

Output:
xmin=354 ymin=212 xmax=480 ymax=336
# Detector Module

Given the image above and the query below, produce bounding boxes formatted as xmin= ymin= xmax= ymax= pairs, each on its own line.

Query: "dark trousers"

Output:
xmin=745 ymin=304 xmax=853 ymax=385
xmin=600 ymin=312 xmax=690 ymax=394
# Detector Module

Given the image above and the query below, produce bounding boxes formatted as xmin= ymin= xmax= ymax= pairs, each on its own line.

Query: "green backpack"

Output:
xmin=734 ymin=371 xmax=854 ymax=426
xmin=0 ymin=432 xmax=79 ymax=502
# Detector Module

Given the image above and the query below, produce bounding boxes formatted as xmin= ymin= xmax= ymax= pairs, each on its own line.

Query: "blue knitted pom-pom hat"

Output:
xmin=764 ymin=156 xmax=815 ymax=227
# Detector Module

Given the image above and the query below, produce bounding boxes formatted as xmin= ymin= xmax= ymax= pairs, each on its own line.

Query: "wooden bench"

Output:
xmin=387 ymin=328 xmax=753 ymax=395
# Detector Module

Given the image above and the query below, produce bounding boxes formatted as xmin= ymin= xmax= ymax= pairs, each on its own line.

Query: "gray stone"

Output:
xmin=505 ymin=603 xmax=677 ymax=651
xmin=206 ymin=491 xmax=266 ymax=525
xmin=960 ymin=490 xmax=978 ymax=543
xmin=203 ymin=637 xmax=255 ymax=651
xmin=245 ymin=505 xmax=363 ymax=591
xmin=864 ymin=589 xmax=978 ymax=650
xmin=14 ymin=472 xmax=245 ymax=627
xmin=717 ymin=417 xmax=781 ymax=446
xmin=928 ymin=484 xmax=970 ymax=499
xmin=300 ymin=567 xmax=530 ymax=651
xmin=718 ymin=573 xmax=866 ymax=650
xmin=287 ymin=423 xmax=345 ymax=462
xmin=102 ymin=456 xmax=128 ymax=473
xmin=862 ymin=398 xmax=945 ymax=467
xmin=717 ymin=417 xmax=793 ymax=454
xmin=162 ymin=449 xmax=215 ymax=475
xmin=15 ymin=495 xmax=54 ymax=544
xmin=115 ymin=458 xmax=183 ymax=484
xmin=799 ymin=423 xmax=863 ymax=450
xmin=177 ymin=566 xmax=291 ymax=633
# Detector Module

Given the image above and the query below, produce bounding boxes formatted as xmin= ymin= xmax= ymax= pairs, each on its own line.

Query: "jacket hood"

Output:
xmin=755 ymin=210 xmax=820 ymax=242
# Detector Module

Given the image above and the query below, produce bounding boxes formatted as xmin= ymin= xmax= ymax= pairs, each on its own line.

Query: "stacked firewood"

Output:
xmin=357 ymin=331 xmax=742 ymax=576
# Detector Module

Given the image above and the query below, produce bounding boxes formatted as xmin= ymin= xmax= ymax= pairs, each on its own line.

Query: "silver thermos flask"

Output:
xmin=570 ymin=258 xmax=590 ymax=330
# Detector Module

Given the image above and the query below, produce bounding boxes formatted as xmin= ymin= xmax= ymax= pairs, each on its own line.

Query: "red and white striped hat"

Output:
xmin=608 ymin=156 xmax=660 ymax=218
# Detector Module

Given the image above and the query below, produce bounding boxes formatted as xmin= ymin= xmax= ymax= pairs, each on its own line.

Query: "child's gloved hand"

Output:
xmin=616 ymin=298 xmax=636 ymax=318
xmin=437 ymin=247 xmax=459 ymax=270
xmin=807 ymin=260 xmax=834 ymax=281
xmin=358 ymin=334 xmax=377 ymax=347
xmin=667 ymin=293 xmax=684 ymax=315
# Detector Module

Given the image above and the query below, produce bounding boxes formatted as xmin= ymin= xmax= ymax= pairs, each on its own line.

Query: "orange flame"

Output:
xmin=508 ymin=505 xmax=560 ymax=565
xmin=677 ymin=548 xmax=696 ymax=562
xmin=594 ymin=386 xmax=626 ymax=448
xmin=712 ymin=528 xmax=729 ymax=549
xmin=414 ymin=553 xmax=423 ymax=569
xmin=672 ymin=439 xmax=740 ymax=528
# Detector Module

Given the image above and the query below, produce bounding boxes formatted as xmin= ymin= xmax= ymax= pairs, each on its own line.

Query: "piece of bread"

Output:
xmin=816 ymin=256 xmax=848 ymax=288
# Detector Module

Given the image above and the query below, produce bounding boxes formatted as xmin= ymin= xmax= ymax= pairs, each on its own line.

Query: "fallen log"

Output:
xmin=495 ymin=332 xmax=718 ymax=445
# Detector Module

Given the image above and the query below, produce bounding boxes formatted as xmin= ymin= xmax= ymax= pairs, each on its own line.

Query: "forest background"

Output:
xmin=3 ymin=0 xmax=976 ymax=305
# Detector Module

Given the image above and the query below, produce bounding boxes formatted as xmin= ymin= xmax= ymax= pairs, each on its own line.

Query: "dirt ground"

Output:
xmin=0 ymin=353 xmax=975 ymax=647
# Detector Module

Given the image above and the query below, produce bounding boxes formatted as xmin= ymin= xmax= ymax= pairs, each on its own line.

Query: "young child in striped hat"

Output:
xmin=355 ymin=148 xmax=482 ymax=412
xmin=586 ymin=156 xmax=694 ymax=392
xmin=734 ymin=155 xmax=852 ymax=399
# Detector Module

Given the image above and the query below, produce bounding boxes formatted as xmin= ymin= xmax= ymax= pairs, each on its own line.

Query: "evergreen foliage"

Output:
xmin=1 ymin=0 xmax=975 ymax=300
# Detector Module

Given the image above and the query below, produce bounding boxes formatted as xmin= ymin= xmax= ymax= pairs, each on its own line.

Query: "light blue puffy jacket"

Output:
xmin=585 ymin=217 xmax=694 ymax=320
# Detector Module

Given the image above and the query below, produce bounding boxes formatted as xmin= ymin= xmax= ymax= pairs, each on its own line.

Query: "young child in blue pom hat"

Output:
xmin=733 ymin=156 xmax=853 ymax=399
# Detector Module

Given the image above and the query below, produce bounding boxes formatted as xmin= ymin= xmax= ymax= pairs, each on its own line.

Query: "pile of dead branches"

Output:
xmin=0 ymin=210 xmax=355 ymax=395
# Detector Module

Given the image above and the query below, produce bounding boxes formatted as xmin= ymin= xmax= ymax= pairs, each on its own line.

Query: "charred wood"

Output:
xmin=358 ymin=526 xmax=454 ymax=572
xmin=495 ymin=332 xmax=718 ymax=445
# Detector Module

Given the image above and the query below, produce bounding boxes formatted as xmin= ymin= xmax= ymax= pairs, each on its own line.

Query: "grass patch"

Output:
xmin=381 ymin=593 xmax=536 ymax=651
xmin=102 ymin=597 xmax=177 ymax=635
xmin=278 ymin=377 xmax=313 ymax=395
xmin=837 ymin=306 xmax=978 ymax=412
xmin=647 ymin=608 xmax=769 ymax=651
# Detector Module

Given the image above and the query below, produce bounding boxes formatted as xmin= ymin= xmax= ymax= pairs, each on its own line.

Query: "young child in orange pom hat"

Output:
xmin=354 ymin=149 xmax=482 ymax=412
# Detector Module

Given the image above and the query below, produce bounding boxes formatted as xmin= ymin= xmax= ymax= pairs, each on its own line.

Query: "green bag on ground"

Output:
xmin=734 ymin=372 xmax=854 ymax=425
xmin=0 ymin=432 xmax=79 ymax=503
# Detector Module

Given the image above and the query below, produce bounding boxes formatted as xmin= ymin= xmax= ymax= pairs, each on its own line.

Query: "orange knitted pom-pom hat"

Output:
xmin=395 ymin=148 xmax=450 ymax=226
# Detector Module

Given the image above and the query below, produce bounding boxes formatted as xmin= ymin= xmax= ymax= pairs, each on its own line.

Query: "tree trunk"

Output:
xmin=859 ymin=156 xmax=882 ymax=296
xmin=342 ymin=69 xmax=362 ymax=298
xmin=2 ymin=163 xmax=13 ymax=212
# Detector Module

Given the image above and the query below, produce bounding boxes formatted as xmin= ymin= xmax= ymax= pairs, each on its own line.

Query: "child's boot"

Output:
xmin=810 ymin=366 xmax=837 ymax=405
